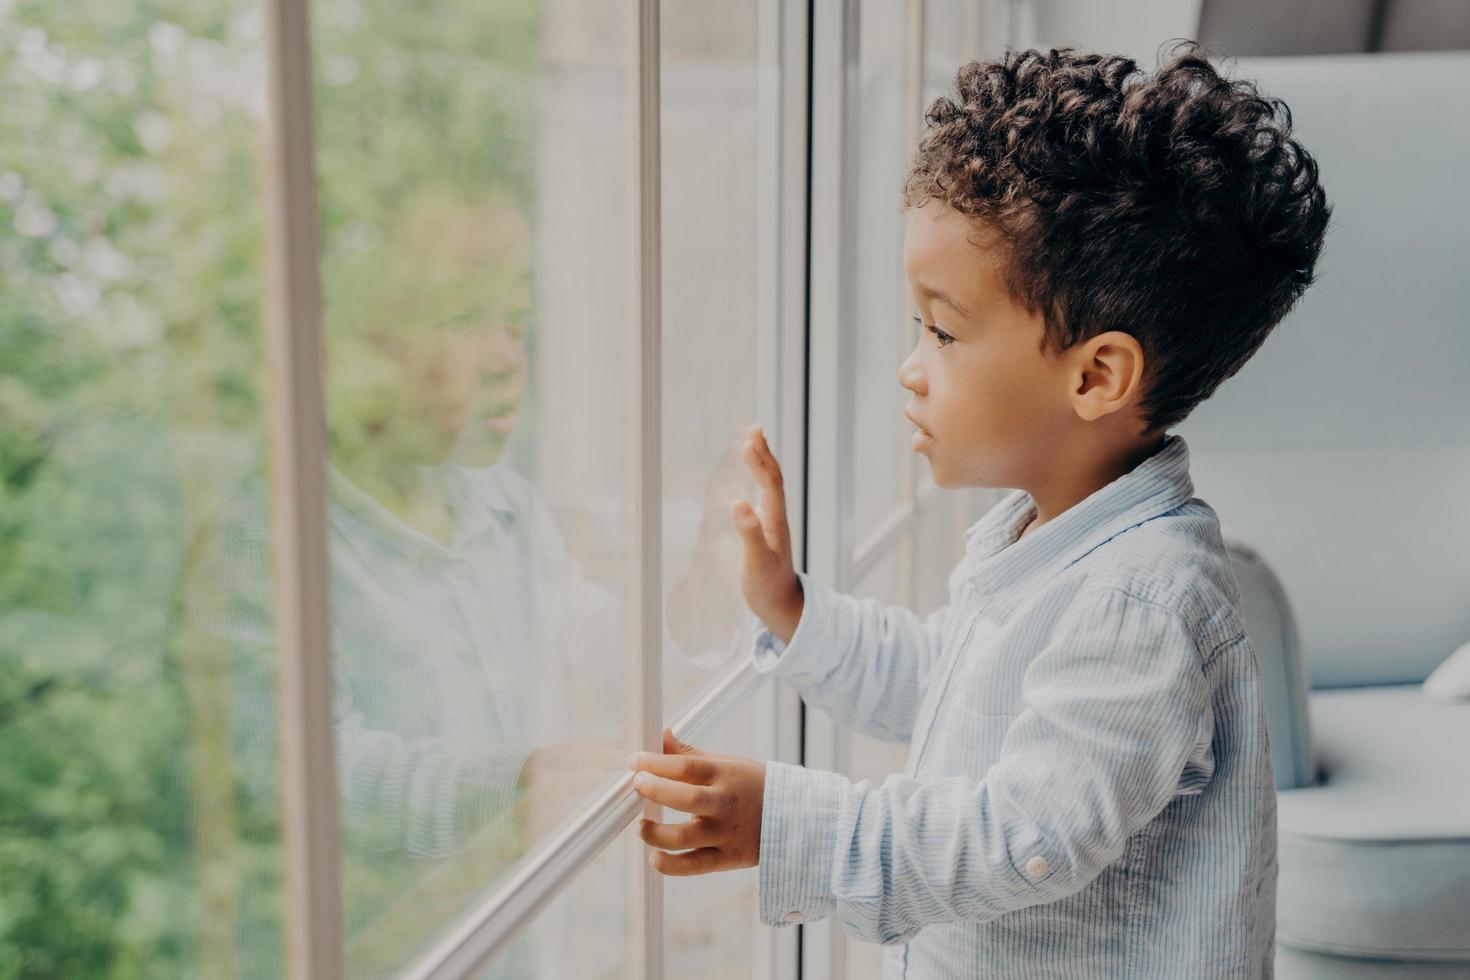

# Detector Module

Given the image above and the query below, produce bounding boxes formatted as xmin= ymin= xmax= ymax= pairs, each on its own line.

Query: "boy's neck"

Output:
xmin=1018 ymin=431 xmax=1168 ymax=539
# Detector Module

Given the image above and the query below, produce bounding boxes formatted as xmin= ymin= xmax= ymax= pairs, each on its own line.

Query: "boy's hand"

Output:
xmin=733 ymin=424 xmax=804 ymax=644
xmin=630 ymin=726 xmax=766 ymax=876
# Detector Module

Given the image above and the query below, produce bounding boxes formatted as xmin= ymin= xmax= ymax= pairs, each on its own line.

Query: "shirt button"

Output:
xmin=784 ymin=910 xmax=804 ymax=923
xmin=1025 ymin=855 xmax=1048 ymax=878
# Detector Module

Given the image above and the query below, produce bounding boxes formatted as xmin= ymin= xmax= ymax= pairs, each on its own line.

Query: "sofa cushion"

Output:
xmin=1225 ymin=534 xmax=1314 ymax=790
xmin=1424 ymin=641 xmax=1470 ymax=703
xmin=1276 ymin=685 xmax=1470 ymax=960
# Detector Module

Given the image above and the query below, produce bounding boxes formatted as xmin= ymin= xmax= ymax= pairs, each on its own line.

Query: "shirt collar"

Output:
xmin=960 ymin=434 xmax=1195 ymax=615
xmin=327 ymin=459 xmax=518 ymax=562
xmin=426 ymin=459 xmax=519 ymax=542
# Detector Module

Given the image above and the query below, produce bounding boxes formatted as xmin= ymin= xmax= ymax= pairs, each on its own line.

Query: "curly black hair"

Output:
xmin=902 ymin=39 xmax=1332 ymax=432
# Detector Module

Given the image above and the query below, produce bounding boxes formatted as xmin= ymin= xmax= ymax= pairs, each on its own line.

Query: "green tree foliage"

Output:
xmin=0 ymin=0 xmax=540 ymax=975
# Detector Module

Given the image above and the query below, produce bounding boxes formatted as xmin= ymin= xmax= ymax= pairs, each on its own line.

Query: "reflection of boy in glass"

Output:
xmin=203 ymin=194 xmax=750 ymax=976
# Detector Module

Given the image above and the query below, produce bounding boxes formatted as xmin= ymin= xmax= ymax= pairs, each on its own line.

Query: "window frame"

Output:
xmin=260 ymin=0 xmax=344 ymax=976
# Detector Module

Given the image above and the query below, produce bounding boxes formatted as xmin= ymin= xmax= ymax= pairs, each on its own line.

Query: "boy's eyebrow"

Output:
xmin=915 ymin=280 xmax=975 ymax=320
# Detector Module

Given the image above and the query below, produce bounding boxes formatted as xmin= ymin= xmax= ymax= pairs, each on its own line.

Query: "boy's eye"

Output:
xmin=912 ymin=315 xmax=955 ymax=349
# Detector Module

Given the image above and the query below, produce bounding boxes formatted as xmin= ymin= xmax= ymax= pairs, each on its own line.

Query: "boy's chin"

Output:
xmin=922 ymin=455 xmax=995 ymax=492
xmin=919 ymin=455 xmax=958 ymax=489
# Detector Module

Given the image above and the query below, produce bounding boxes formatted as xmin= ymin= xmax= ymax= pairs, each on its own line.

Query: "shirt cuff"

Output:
xmin=749 ymin=570 xmax=850 ymax=681
xmin=757 ymin=759 xmax=851 ymax=927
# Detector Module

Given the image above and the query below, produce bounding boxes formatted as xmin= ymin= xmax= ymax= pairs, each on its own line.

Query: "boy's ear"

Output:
xmin=1066 ymin=330 xmax=1146 ymax=423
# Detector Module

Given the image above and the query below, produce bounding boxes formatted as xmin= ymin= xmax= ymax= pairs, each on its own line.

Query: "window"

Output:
xmin=313 ymin=0 xmax=808 ymax=974
xmin=0 ymin=1 xmax=1135 ymax=976
xmin=1 ymin=0 xmax=804 ymax=977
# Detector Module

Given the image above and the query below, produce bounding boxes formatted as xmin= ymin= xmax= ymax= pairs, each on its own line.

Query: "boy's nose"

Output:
xmin=898 ymin=355 xmax=925 ymax=396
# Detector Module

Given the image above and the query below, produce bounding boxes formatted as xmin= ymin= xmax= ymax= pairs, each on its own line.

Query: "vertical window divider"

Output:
xmin=802 ymin=0 xmax=857 ymax=975
xmin=627 ymin=0 xmax=665 ymax=978
xmin=761 ymin=1 xmax=811 ymax=976
xmin=259 ymin=1 xmax=345 ymax=978
xmin=894 ymin=0 xmax=927 ymax=610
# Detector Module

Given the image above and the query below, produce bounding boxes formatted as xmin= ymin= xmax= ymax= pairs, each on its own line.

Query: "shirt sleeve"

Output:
xmin=756 ymin=585 xmax=1217 ymax=944
xmin=748 ymin=570 xmax=956 ymax=744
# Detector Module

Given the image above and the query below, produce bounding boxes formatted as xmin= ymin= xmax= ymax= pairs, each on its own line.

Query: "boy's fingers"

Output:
xmin=740 ymin=433 xmax=780 ymax=487
xmin=740 ymin=470 xmax=790 ymax=555
xmin=630 ymin=771 xmax=711 ymax=814
xmin=755 ymin=427 xmax=786 ymax=490
xmin=648 ymin=846 xmax=725 ymax=877
xmin=731 ymin=501 xmax=776 ymax=563
xmin=756 ymin=481 xmax=790 ymax=554
xmin=629 ymin=750 xmax=717 ymax=785
xmin=743 ymin=436 xmax=785 ymax=496
xmin=740 ymin=446 xmax=772 ymax=500
xmin=742 ymin=432 xmax=790 ymax=551
xmin=753 ymin=425 xmax=776 ymax=466
xmin=638 ymin=816 xmax=716 ymax=851
xmin=662 ymin=726 xmax=701 ymax=757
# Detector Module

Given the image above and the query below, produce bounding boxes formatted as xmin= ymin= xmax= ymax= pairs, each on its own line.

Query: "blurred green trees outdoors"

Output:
xmin=0 ymin=0 xmax=540 ymax=975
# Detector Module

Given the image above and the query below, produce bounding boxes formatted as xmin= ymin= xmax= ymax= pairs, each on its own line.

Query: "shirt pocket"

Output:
xmin=936 ymin=703 xmax=1017 ymax=781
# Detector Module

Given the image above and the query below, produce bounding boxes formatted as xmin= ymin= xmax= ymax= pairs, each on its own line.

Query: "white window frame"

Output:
xmin=258 ymin=1 xmax=811 ymax=978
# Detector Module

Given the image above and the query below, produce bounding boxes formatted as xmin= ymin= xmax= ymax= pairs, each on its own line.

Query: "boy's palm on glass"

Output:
xmin=732 ymin=424 xmax=803 ymax=643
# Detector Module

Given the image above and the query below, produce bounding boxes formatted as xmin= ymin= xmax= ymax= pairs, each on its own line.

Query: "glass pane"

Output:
xmin=0 ymin=2 xmax=286 ymax=976
xmin=851 ymin=0 xmax=916 ymax=543
xmin=660 ymin=0 xmax=773 ymax=714
xmin=480 ymin=831 xmax=636 ymax=979
xmin=311 ymin=0 xmax=635 ymax=972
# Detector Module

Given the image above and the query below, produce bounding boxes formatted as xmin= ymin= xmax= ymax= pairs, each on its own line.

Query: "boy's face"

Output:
xmin=900 ymin=201 xmax=1075 ymax=490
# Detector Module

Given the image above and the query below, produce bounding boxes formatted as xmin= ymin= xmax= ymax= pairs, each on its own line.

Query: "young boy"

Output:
xmin=629 ymin=41 xmax=1330 ymax=978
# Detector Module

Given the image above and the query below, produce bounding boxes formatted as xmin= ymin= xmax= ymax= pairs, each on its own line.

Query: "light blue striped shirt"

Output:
xmin=751 ymin=434 xmax=1277 ymax=978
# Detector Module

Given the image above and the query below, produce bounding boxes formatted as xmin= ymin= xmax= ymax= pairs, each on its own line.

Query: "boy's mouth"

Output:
xmin=905 ymin=409 xmax=935 ymax=450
